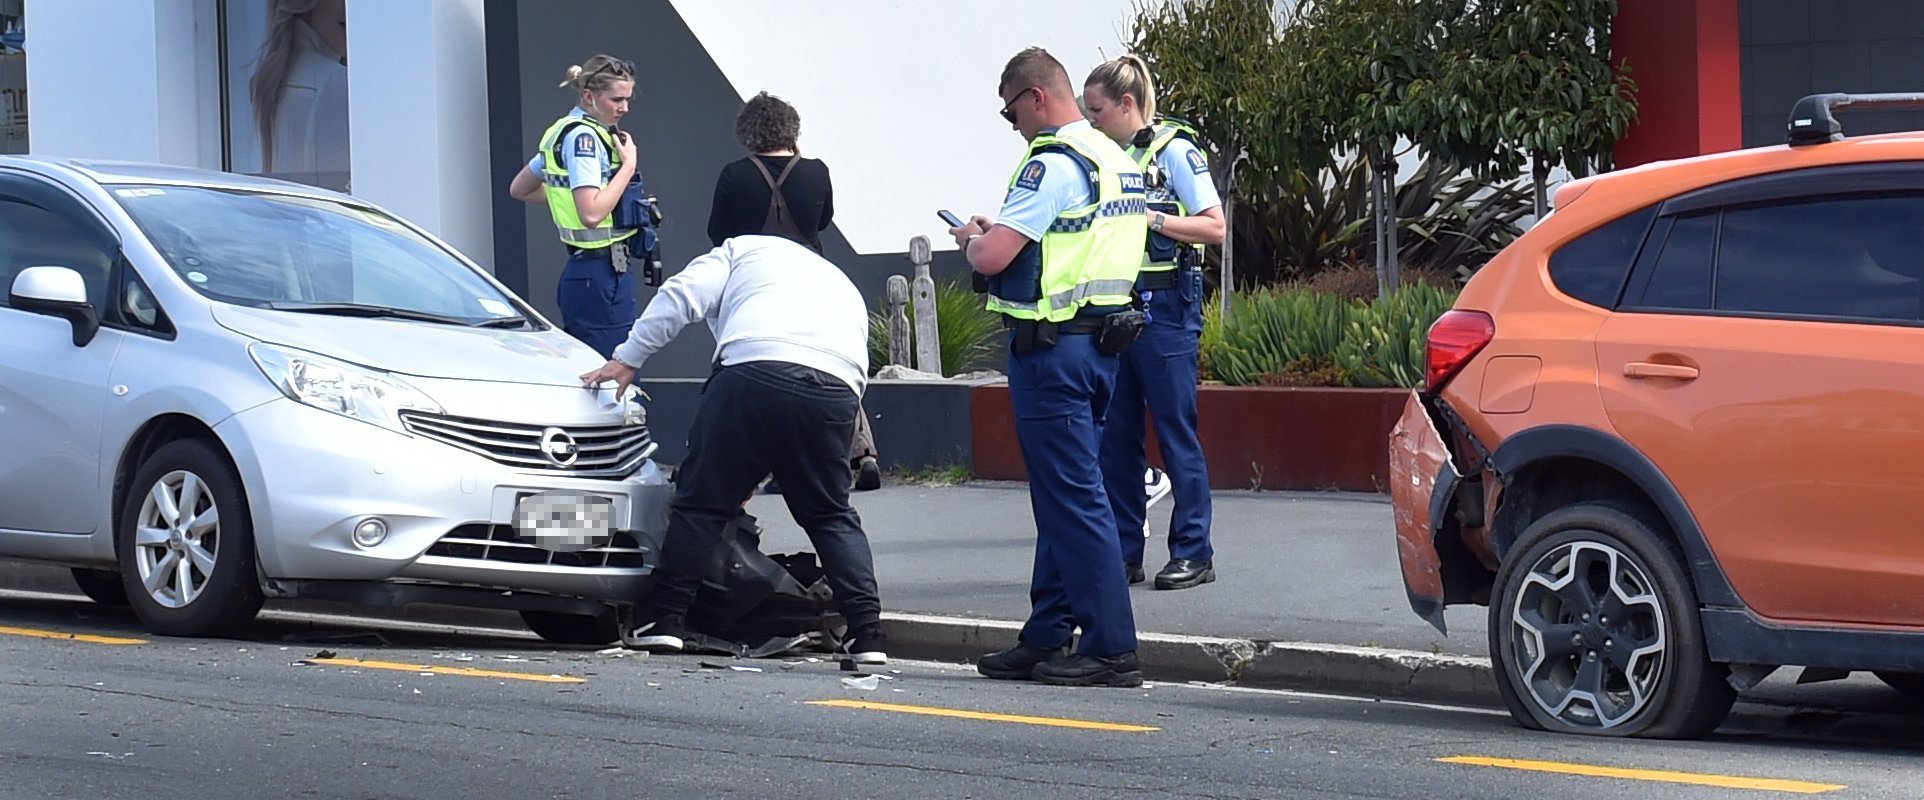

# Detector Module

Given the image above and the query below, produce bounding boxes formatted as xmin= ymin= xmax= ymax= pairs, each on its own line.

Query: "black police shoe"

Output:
xmin=976 ymin=641 xmax=1066 ymax=680
xmin=1126 ymin=564 xmax=1146 ymax=585
xmin=1154 ymin=559 xmax=1215 ymax=591
xmin=853 ymin=457 xmax=882 ymax=492
xmin=1034 ymin=651 xmax=1143 ymax=687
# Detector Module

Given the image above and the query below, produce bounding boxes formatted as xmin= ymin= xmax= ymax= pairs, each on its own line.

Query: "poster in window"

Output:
xmin=223 ymin=0 xmax=349 ymax=192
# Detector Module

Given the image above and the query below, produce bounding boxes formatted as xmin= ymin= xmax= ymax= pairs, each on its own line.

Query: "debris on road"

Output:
xmin=841 ymin=675 xmax=880 ymax=690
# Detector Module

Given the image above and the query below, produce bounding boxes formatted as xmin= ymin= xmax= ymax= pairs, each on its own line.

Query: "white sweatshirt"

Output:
xmin=612 ymin=236 xmax=869 ymax=395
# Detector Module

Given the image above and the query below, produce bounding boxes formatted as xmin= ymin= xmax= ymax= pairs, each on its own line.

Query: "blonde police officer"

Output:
xmin=507 ymin=55 xmax=642 ymax=357
xmin=1083 ymin=55 xmax=1226 ymax=591
xmin=951 ymin=48 xmax=1149 ymax=688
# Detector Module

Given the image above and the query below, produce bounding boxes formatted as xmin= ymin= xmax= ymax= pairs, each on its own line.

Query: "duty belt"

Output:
xmin=1137 ymin=270 xmax=1181 ymax=290
xmin=1005 ymin=314 xmax=1110 ymax=335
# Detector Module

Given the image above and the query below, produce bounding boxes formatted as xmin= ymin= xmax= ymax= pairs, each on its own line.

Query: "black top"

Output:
xmin=707 ymin=154 xmax=835 ymax=250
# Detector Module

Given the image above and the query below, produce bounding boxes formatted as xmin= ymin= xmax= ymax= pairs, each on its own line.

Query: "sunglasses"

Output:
xmin=595 ymin=58 xmax=637 ymax=78
xmin=999 ymin=87 xmax=1037 ymax=125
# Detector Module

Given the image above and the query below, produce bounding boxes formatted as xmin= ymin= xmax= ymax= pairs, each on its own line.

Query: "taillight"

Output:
xmin=1425 ymin=310 xmax=1495 ymax=393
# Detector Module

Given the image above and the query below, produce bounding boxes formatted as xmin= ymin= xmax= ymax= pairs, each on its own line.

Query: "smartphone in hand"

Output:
xmin=937 ymin=209 xmax=965 ymax=229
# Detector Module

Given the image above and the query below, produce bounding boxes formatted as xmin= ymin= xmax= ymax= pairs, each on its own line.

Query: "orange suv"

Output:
xmin=1392 ymin=93 xmax=1924 ymax=739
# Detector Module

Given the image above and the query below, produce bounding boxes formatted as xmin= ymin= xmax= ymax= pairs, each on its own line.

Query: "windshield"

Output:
xmin=111 ymin=185 xmax=528 ymax=325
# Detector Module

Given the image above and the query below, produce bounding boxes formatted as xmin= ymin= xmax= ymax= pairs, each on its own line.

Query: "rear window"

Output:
xmin=1547 ymin=207 xmax=1657 ymax=308
xmin=1714 ymin=195 xmax=1924 ymax=322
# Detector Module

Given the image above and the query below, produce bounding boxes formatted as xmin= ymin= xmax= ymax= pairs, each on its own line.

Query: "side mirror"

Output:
xmin=10 ymin=266 xmax=101 ymax=347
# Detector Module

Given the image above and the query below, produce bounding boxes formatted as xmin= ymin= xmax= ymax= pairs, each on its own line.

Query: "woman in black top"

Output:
xmin=711 ymin=92 xmax=880 ymax=491
xmin=707 ymin=92 xmax=835 ymax=252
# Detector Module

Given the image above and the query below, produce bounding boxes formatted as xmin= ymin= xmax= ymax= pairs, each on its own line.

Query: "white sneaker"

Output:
xmin=1143 ymin=467 xmax=1173 ymax=538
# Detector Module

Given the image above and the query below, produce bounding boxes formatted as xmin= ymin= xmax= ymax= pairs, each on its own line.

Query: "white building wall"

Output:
xmin=25 ymin=0 xmax=217 ymax=166
xmin=344 ymin=0 xmax=493 ymax=270
xmin=669 ymin=0 xmax=1154 ymax=255
xmin=26 ymin=0 xmax=495 ymax=271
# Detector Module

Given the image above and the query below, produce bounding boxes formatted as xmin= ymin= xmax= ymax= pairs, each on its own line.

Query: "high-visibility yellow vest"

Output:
xmin=536 ymin=113 xmax=636 ymax=249
xmin=1129 ymin=118 xmax=1206 ymax=273
xmin=986 ymin=124 xmax=1148 ymax=322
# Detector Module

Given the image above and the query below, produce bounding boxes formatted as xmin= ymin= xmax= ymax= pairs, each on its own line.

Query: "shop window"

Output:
xmin=219 ymin=0 xmax=350 ymax=192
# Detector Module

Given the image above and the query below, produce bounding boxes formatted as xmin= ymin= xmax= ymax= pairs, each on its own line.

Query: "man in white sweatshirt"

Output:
xmin=579 ymin=235 xmax=885 ymax=664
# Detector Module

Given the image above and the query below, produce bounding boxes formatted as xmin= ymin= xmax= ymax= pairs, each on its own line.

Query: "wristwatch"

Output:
xmin=1150 ymin=212 xmax=1167 ymax=232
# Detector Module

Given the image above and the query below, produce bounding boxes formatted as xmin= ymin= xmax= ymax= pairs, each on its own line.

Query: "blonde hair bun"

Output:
xmin=558 ymin=64 xmax=583 ymax=88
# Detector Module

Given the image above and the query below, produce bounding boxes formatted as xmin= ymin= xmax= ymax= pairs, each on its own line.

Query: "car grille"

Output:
xmin=425 ymin=524 xmax=649 ymax=569
xmin=400 ymin=412 xmax=652 ymax=478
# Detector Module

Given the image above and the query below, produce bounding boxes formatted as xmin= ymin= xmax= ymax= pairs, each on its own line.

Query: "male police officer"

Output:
xmin=949 ymin=47 xmax=1149 ymax=687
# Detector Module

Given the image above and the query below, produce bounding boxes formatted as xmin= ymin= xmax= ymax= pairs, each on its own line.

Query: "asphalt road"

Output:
xmin=4 ymin=591 xmax=1922 ymax=800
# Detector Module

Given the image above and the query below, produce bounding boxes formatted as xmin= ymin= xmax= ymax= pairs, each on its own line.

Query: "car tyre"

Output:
xmin=117 ymin=439 xmax=265 ymax=637
xmin=520 ymin=609 xmax=618 ymax=645
xmin=71 ymin=568 xmax=131 ymax=606
xmin=1488 ymin=501 xmax=1734 ymax=739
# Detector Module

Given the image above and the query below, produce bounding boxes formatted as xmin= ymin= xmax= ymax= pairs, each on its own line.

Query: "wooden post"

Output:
xmin=885 ymin=275 xmax=911 ymax=368
xmin=908 ymin=235 xmax=942 ymax=376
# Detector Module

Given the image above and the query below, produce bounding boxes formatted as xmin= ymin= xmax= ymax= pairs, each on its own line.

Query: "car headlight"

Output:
xmin=248 ymin=343 xmax=442 ymax=433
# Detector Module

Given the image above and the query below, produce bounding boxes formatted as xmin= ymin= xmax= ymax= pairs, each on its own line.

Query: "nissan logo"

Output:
xmin=539 ymin=427 xmax=580 ymax=468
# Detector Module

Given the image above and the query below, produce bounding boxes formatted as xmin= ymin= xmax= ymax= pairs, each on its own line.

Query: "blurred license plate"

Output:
xmin=509 ymin=490 xmax=621 ymax=552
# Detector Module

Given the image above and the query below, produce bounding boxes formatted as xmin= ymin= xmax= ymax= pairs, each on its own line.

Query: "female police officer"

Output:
xmin=507 ymin=55 xmax=643 ymax=357
xmin=1083 ymin=55 xmax=1226 ymax=591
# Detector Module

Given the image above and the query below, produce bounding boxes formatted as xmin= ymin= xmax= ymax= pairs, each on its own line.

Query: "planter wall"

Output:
xmin=972 ymin=384 xmax=1408 ymax=492
xmin=638 ymin=377 xmax=979 ymax=471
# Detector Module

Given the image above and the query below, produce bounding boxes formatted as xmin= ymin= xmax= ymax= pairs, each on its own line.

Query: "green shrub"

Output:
xmin=1201 ymin=282 xmax=1459 ymax=387
xmin=868 ymin=279 xmax=1003 ymax=377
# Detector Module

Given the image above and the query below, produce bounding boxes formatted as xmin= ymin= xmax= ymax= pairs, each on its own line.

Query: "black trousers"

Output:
xmin=646 ymin=360 xmax=882 ymax=631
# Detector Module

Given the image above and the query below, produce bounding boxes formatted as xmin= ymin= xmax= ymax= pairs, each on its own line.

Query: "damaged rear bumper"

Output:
xmin=1389 ymin=390 xmax=1460 ymax=634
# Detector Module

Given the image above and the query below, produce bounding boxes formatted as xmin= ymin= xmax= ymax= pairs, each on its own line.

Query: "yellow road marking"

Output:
xmin=0 ymin=625 xmax=146 ymax=645
xmin=1438 ymin=756 xmax=1845 ymax=794
xmin=300 ymin=657 xmax=584 ymax=684
xmin=809 ymin=700 xmax=1158 ymax=732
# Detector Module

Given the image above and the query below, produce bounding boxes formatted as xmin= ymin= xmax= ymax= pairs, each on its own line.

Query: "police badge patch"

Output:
xmin=1015 ymin=159 xmax=1047 ymax=191
xmin=574 ymin=131 xmax=599 ymax=158
xmin=1186 ymin=149 xmax=1210 ymax=175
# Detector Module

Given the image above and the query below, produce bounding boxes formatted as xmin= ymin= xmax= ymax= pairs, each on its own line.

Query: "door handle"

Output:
xmin=1624 ymin=362 xmax=1699 ymax=380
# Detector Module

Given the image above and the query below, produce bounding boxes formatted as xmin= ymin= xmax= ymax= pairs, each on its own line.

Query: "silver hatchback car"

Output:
xmin=0 ymin=157 xmax=671 ymax=643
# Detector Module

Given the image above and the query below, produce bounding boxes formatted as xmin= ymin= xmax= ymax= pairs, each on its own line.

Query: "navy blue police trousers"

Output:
xmin=1008 ymin=331 xmax=1139 ymax=658
xmin=1099 ymin=267 xmax=1215 ymax=567
xmin=557 ymin=247 xmax=638 ymax=358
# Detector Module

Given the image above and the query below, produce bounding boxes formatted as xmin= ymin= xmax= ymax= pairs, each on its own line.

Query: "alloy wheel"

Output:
xmin=133 ymin=469 xmax=221 ymax=609
xmin=1508 ymin=540 xmax=1667 ymax=729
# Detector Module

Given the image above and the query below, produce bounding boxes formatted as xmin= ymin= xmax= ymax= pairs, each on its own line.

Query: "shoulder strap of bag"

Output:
xmin=748 ymin=155 xmax=807 ymax=242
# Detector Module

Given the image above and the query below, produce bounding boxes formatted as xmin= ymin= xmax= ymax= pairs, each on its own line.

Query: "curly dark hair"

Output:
xmin=735 ymin=91 xmax=801 ymax=153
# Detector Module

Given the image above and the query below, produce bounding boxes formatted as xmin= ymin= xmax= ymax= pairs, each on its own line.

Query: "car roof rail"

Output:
xmin=1788 ymin=92 xmax=1924 ymax=146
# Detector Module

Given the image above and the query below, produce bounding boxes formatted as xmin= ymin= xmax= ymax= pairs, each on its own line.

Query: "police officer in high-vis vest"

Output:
xmin=950 ymin=47 xmax=1150 ymax=688
xmin=507 ymin=55 xmax=643 ymax=358
xmin=1083 ymin=55 xmax=1225 ymax=591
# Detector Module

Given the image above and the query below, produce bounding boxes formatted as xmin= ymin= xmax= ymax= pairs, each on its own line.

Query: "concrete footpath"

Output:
xmin=0 ymin=482 xmax=1498 ymax=705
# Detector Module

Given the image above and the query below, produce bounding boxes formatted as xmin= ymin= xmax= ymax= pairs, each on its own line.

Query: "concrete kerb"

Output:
xmin=5 ymin=563 xmax=1498 ymax=705
xmin=880 ymin=612 xmax=1500 ymax=706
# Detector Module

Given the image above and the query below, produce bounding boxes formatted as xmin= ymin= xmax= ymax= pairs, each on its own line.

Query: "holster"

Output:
xmin=608 ymin=241 xmax=630 ymax=274
xmin=1096 ymin=309 xmax=1147 ymax=356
